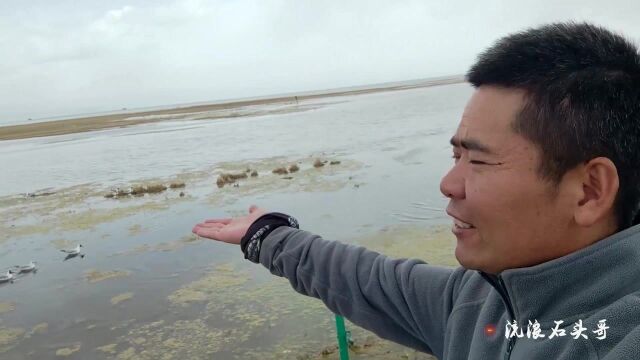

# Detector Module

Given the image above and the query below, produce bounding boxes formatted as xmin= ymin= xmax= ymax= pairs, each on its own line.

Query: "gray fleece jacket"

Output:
xmin=259 ymin=224 xmax=640 ymax=360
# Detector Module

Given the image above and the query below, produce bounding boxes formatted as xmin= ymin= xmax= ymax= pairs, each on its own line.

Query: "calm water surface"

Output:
xmin=0 ymin=83 xmax=472 ymax=359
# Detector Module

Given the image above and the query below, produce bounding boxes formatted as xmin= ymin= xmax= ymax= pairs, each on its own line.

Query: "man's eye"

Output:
xmin=470 ymin=160 xmax=488 ymax=165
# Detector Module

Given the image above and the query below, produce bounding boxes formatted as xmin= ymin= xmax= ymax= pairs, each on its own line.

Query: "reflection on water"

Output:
xmin=0 ymin=83 xmax=471 ymax=359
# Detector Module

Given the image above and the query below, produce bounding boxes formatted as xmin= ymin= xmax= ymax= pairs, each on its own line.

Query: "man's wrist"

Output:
xmin=241 ymin=212 xmax=299 ymax=263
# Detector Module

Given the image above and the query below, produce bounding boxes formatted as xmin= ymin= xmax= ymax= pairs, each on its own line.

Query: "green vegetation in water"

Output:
xmin=55 ymin=343 xmax=81 ymax=357
xmin=128 ymin=223 xmax=147 ymax=235
xmin=168 ymin=263 xmax=250 ymax=306
xmin=1 ymin=194 xmax=170 ymax=243
xmin=0 ymin=302 xmax=15 ymax=314
xmin=96 ymin=343 xmax=118 ymax=354
xmin=0 ymin=155 xmax=442 ymax=358
xmin=105 ymin=181 xmax=184 ymax=198
xmin=58 ymin=202 xmax=169 ymax=232
xmin=356 ymin=224 xmax=458 ymax=267
xmin=50 ymin=238 xmax=75 ymax=250
xmin=111 ymin=292 xmax=134 ymax=305
xmin=0 ymin=154 xmax=355 ymax=245
xmin=116 ymin=319 xmax=234 ymax=359
xmin=115 ymin=234 xmax=201 ymax=256
xmin=26 ymin=323 xmax=48 ymax=337
xmin=85 ymin=269 xmax=131 ymax=283
xmin=105 ymin=224 xmax=448 ymax=359
xmin=0 ymin=327 xmax=25 ymax=353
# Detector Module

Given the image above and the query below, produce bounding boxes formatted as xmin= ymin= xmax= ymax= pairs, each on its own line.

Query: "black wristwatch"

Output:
xmin=240 ymin=212 xmax=299 ymax=263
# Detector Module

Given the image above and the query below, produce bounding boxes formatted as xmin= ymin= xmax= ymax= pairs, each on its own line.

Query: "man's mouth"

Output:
xmin=453 ymin=218 xmax=475 ymax=229
xmin=446 ymin=209 xmax=476 ymax=232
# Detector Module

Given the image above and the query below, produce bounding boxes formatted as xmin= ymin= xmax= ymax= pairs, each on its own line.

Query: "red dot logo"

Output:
xmin=484 ymin=324 xmax=497 ymax=337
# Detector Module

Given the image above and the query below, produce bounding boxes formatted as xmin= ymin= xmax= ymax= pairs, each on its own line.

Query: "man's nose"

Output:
xmin=440 ymin=163 xmax=466 ymax=199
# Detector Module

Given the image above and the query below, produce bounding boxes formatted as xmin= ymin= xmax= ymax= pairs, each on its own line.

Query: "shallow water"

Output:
xmin=0 ymin=83 xmax=472 ymax=359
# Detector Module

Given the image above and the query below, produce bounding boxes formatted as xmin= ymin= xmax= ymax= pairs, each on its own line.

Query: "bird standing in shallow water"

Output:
xmin=61 ymin=244 xmax=85 ymax=261
xmin=0 ymin=270 xmax=15 ymax=284
xmin=13 ymin=261 xmax=37 ymax=273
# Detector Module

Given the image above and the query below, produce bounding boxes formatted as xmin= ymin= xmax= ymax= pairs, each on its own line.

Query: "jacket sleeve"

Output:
xmin=259 ymin=226 xmax=466 ymax=356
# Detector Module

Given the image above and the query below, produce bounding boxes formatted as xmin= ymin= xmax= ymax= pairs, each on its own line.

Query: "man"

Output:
xmin=193 ymin=23 xmax=640 ymax=359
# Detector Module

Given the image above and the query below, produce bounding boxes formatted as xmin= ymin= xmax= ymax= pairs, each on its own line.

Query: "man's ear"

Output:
xmin=574 ymin=157 xmax=619 ymax=227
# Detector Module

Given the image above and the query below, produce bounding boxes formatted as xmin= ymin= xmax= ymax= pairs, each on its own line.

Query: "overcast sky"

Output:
xmin=1 ymin=0 xmax=639 ymax=124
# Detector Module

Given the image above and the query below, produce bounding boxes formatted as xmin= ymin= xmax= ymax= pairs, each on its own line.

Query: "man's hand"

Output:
xmin=192 ymin=205 xmax=267 ymax=244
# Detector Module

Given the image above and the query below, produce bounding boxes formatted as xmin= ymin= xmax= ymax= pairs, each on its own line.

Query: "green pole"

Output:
xmin=335 ymin=315 xmax=350 ymax=360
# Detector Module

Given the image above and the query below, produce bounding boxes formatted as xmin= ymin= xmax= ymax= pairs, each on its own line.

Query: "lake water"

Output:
xmin=0 ymin=82 xmax=472 ymax=359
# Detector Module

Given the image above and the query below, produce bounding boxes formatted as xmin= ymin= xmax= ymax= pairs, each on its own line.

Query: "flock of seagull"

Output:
xmin=1 ymin=244 xmax=84 ymax=284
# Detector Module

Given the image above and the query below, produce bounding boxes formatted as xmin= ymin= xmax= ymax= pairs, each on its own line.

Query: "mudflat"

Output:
xmin=0 ymin=76 xmax=464 ymax=141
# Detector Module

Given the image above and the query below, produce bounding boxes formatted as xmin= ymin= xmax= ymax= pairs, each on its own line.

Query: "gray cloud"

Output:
xmin=1 ymin=0 xmax=640 ymax=124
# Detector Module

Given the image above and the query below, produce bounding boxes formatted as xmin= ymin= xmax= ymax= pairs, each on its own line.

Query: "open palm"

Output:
xmin=192 ymin=205 xmax=267 ymax=245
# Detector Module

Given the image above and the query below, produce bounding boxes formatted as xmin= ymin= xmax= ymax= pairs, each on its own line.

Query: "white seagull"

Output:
xmin=13 ymin=261 xmax=37 ymax=273
xmin=61 ymin=244 xmax=83 ymax=255
xmin=0 ymin=270 xmax=15 ymax=283
xmin=61 ymin=244 xmax=84 ymax=261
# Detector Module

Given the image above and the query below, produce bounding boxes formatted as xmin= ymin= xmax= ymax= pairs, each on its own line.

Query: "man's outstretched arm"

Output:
xmin=193 ymin=206 xmax=464 ymax=357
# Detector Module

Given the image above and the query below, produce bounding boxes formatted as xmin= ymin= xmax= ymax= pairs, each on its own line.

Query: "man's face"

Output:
xmin=440 ymin=85 xmax=575 ymax=274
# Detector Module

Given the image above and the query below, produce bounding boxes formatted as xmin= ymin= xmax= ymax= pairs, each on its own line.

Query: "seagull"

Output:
xmin=61 ymin=244 xmax=82 ymax=255
xmin=13 ymin=261 xmax=37 ymax=273
xmin=0 ymin=270 xmax=15 ymax=284
xmin=61 ymin=245 xmax=85 ymax=261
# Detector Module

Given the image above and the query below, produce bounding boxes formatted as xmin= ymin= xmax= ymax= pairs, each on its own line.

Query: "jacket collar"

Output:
xmin=479 ymin=224 xmax=640 ymax=324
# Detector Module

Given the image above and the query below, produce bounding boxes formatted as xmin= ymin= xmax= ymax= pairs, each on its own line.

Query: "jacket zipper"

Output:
xmin=498 ymin=276 xmax=517 ymax=360
xmin=480 ymin=273 xmax=518 ymax=360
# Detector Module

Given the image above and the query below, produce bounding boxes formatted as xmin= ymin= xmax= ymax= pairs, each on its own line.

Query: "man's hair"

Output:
xmin=467 ymin=22 xmax=640 ymax=230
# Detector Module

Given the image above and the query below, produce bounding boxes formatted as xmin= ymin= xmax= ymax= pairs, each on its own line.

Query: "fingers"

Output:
xmin=192 ymin=223 xmax=223 ymax=237
xmin=192 ymin=226 xmax=221 ymax=240
xmin=249 ymin=205 xmax=258 ymax=213
xmin=203 ymin=218 xmax=232 ymax=224
xmin=197 ymin=222 xmax=225 ymax=229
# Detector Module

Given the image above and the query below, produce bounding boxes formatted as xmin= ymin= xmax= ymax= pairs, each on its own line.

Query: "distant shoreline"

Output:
xmin=0 ymin=76 xmax=465 ymax=141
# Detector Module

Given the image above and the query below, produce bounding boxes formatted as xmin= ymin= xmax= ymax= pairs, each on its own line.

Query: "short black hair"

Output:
xmin=466 ymin=22 xmax=640 ymax=230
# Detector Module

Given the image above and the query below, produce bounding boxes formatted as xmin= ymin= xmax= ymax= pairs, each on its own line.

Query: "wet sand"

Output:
xmin=0 ymin=76 xmax=464 ymax=141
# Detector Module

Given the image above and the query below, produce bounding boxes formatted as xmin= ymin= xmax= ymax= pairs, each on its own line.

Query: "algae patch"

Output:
xmin=0 ymin=302 xmax=15 ymax=314
xmin=58 ymin=202 xmax=169 ymax=232
xmin=96 ymin=343 xmax=118 ymax=354
xmin=85 ymin=269 xmax=131 ymax=283
xmin=111 ymin=292 xmax=134 ymax=305
xmin=168 ymin=263 xmax=249 ymax=306
xmin=24 ymin=323 xmax=48 ymax=338
xmin=116 ymin=255 xmax=438 ymax=359
xmin=0 ymin=327 xmax=25 ymax=353
xmin=50 ymin=239 xmax=75 ymax=250
xmin=104 ymin=181 xmax=185 ymax=198
xmin=128 ymin=224 xmax=147 ymax=235
xmin=0 ymin=181 xmax=179 ymax=243
xmin=116 ymin=234 xmax=201 ymax=256
xmin=116 ymin=346 xmax=136 ymax=359
xmin=55 ymin=343 xmax=81 ymax=357
xmin=355 ymin=224 xmax=458 ymax=267
xmin=116 ymin=319 xmax=232 ymax=359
